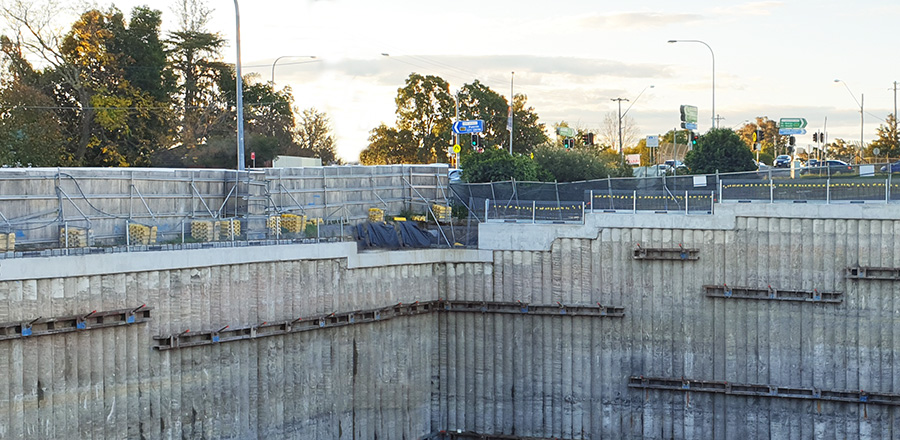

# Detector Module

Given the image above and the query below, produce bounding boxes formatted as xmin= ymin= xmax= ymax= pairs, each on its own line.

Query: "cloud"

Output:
xmin=579 ymin=11 xmax=704 ymax=29
xmin=712 ymin=1 xmax=783 ymax=17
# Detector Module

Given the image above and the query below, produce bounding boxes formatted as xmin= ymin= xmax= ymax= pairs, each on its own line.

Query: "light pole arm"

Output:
xmin=669 ymin=39 xmax=715 ymax=128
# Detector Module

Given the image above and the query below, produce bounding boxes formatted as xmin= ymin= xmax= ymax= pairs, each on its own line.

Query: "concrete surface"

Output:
xmin=0 ymin=204 xmax=898 ymax=439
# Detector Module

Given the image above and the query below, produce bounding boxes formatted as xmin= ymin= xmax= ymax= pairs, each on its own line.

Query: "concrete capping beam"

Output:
xmin=0 ymin=243 xmax=493 ymax=281
xmin=477 ymin=202 xmax=900 ymax=251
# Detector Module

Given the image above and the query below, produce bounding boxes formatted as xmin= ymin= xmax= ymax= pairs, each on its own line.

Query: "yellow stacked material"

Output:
xmin=217 ymin=219 xmax=241 ymax=238
xmin=368 ymin=208 xmax=384 ymax=223
xmin=0 ymin=233 xmax=13 ymax=251
xmin=266 ymin=216 xmax=282 ymax=235
xmin=432 ymin=204 xmax=452 ymax=223
xmin=411 ymin=215 xmax=427 ymax=222
xmin=191 ymin=220 xmax=216 ymax=242
xmin=59 ymin=227 xmax=89 ymax=248
xmin=280 ymin=214 xmax=306 ymax=233
xmin=128 ymin=223 xmax=157 ymax=245
xmin=393 ymin=217 xmax=407 ymax=222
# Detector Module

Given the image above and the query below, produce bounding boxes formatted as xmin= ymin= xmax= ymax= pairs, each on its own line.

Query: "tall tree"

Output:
xmin=359 ymin=124 xmax=416 ymax=165
xmin=167 ymin=0 xmax=226 ymax=150
xmin=295 ymin=107 xmax=340 ymax=164
xmin=509 ymin=93 xmax=549 ymax=153
xmin=395 ymin=73 xmax=455 ymax=163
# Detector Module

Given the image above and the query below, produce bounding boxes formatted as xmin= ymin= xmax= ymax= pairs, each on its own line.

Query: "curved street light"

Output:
xmin=271 ymin=55 xmax=317 ymax=83
xmin=834 ymin=79 xmax=864 ymax=159
xmin=668 ymin=39 xmax=715 ymax=129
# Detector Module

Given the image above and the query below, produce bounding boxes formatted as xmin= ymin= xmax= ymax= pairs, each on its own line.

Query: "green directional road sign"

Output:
xmin=557 ymin=126 xmax=576 ymax=137
xmin=779 ymin=118 xmax=808 ymax=129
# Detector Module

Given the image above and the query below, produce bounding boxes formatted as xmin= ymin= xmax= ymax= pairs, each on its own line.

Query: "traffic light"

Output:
xmin=755 ymin=129 xmax=763 ymax=143
xmin=582 ymin=133 xmax=594 ymax=146
xmin=813 ymin=133 xmax=818 ymax=142
xmin=469 ymin=134 xmax=481 ymax=149
xmin=564 ymin=138 xmax=573 ymax=149
xmin=789 ymin=136 xmax=796 ymax=146
xmin=691 ymin=132 xmax=699 ymax=146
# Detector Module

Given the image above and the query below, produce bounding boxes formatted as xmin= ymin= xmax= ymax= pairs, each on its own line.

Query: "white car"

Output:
xmin=448 ymin=169 xmax=462 ymax=182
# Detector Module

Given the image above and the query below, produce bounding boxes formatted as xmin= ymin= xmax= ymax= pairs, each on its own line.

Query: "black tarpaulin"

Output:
xmin=398 ymin=221 xmax=433 ymax=248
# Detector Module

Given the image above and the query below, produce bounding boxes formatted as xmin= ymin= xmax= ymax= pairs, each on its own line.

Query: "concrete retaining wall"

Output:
xmin=0 ymin=203 xmax=899 ymax=439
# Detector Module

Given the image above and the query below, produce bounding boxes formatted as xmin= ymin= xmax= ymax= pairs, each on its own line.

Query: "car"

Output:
xmin=774 ymin=155 xmax=791 ymax=168
xmin=802 ymin=159 xmax=853 ymax=175
xmin=448 ymin=168 xmax=462 ymax=182
xmin=648 ymin=164 xmax=672 ymax=176
xmin=664 ymin=160 xmax=689 ymax=173
xmin=881 ymin=160 xmax=900 ymax=173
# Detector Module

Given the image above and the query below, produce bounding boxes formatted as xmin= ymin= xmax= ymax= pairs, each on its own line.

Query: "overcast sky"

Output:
xmin=90 ymin=1 xmax=900 ymax=161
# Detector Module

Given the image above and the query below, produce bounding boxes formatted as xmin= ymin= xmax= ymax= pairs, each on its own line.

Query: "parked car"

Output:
xmin=448 ymin=168 xmax=462 ymax=182
xmin=881 ymin=160 xmax=900 ymax=173
xmin=774 ymin=155 xmax=791 ymax=168
xmin=802 ymin=160 xmax=853 ymax=175
xmin=664 ymin=160 xmax=689 ymax=173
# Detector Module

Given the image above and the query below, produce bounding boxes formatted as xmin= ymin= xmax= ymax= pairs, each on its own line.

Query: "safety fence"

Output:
xmin=454 ymin=163 xmax=900 ymax=224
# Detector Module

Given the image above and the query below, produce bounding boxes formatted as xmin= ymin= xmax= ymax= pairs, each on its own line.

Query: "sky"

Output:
xmin=48 ymin=1 xmax=900 ymax=161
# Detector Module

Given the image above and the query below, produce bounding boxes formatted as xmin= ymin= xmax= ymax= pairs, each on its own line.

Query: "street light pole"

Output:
xmin=835 ymin=79 xmax=864 ymax=161
xmin=668 ymin=39 xmax=715 ymax=129
xmin=271 ymin=56 xmax=316 ymax=83
xmin=611 ymin=98 xmax=628 ymax=155
xmin=233 ymin=0 xmax=245 ymax=171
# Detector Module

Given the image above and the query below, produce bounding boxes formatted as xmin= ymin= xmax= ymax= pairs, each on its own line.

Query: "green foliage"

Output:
xmin=532 ymin=144 xmax=630 ymax=182
xmin=395 ymin=73 xmax=454 ymax=163
xmin=684 ymin=128 xmax=756 ymax=174
xmin=866 ymin=113 xmax=900 ymax=159
xmin=460 ymin=147 xmax=544 ymax=183
xmin=294 ymin=108 xmax=341 ymax=164
xmin=359 ymin=124 xmax=417 ymax=165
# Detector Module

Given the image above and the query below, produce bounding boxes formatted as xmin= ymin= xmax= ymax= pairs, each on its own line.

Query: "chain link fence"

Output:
xmin=450 ymin=162 xmax=900 ymax=223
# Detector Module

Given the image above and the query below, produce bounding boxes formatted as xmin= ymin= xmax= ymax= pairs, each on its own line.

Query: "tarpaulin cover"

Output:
xmin=398 ymin=221 xmax=433 ymax=248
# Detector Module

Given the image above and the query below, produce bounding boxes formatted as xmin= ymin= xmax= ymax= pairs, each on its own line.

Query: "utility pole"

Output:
xmin=611 ymin=98 xmax=629 ymax=155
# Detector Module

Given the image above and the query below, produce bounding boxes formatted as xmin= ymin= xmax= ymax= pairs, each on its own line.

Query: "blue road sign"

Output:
xmin=452 ymin=119 xmax=485 ymax=134
xmin=778 ymin=128 xmax=807 ymax=135
xmin=683 ymin=123 xmax=698 ymax=130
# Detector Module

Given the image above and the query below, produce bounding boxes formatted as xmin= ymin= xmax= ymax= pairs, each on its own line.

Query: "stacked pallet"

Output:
xmin=280 ymin=214 xmax=306 ymax=233
xmin=0 ymin=233 xmax=14 ymax=252
xmin=266 ymin=216 xmax=282 ymax=235
xmin=432 ymin=204 xmax=452 ymax=223
xmin=368 ymin=208 xmax=384 ymax=223
xmin=59 ymin=227 xmax=90 ymax=248
xmin=217 ymin=218 xmax=241 ymax=238
xmin=411 ymin=215 xmax=427 ymax=222
xmin=128 ymin=223 xmax=158 ymax=245
xmin=190 ymin=221 xmax=216 ymax=242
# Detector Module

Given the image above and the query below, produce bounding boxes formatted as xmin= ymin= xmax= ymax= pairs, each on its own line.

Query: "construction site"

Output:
xmin=0 ymin=164 xmax=899 ymax=439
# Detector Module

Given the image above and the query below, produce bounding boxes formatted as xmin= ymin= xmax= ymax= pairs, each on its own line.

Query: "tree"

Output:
xmin=684 ymin=128 xmax=756 ymax=174
xmin=865 ymin=113 xmax=900 ymax=160
xmin=509 ymin=93 xmax=549 ymax=153
xmin=0 ymin=81 xmax=68 ymax=166
xmin=395 ymin=73 xmax=454 ymax=163
xmin=294 ymin=107 xmax=340 ymax=164
xmin=825 ymin=139 xmax=857 ymax=163
xmin=735 ymin=117 xmax=782 ymax=164
xmin=599 ymin=112 xmax=638 ymax=151
xmin=359 ymin=124 xmax=417 ymax=165
xmin=166 ymin=0 xmax=227 ymax=150
xmin=532 ymin=144 xmax=631 ymax=182
xmin=459 ymin=147 xmax=544 ymax=183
